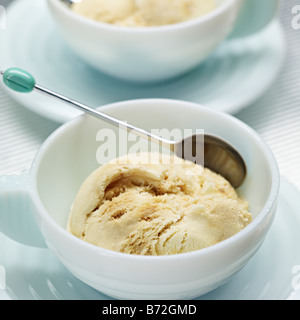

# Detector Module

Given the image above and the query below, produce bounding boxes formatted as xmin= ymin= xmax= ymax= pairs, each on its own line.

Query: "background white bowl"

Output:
xmin=47 ymin=0 xmax=242 ymax=82
xmin=26 ymin=99 xmax=280 ymax=300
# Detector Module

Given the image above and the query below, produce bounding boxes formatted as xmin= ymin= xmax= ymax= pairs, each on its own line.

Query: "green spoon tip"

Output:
xmin=2 ymin=67 xmax=36 ymax=93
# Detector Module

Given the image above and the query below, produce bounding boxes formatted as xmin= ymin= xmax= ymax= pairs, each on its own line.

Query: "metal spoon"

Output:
xmin=60 ymin=0 xmax=81 ymax=7
xmin=1 ymin=67 xmax=246 ymax=188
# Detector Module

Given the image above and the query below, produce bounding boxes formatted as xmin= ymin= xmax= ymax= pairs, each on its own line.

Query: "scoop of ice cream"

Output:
xmin=71 ymin=0 xmax=216 ymax=27
xmin=68 ymin=153 xmax=252 ymax=255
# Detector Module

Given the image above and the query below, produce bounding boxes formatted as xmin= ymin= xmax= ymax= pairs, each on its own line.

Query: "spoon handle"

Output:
xmin=1 ymin=67 xmax=173 ymax=150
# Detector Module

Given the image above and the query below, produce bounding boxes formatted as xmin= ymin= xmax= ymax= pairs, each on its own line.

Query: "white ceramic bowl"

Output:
xmin=0 ymin=99 xmax=280 ymax=300
xmin=47 ymin=0 xmax=280 ymax=82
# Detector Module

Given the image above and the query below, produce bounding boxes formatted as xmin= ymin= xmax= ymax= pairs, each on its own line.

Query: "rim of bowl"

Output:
xmin=31 ymin=99 xmax=280 ymax=262
xmin=48 ymin=0 xmax=238 ymax=33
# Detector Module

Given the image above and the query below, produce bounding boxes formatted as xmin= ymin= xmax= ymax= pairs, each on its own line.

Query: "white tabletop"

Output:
xmin=0 ymin=0 xmax=300 ymax=193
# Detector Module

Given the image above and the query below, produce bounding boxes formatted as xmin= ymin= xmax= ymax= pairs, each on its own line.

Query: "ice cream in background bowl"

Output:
xmin=47 ymin=0 xmax=280 ymax=82
xmin=0 ymin=99 xmax=280 ymax=300
xmin=71 ymin=0 xmax=217 ymax=27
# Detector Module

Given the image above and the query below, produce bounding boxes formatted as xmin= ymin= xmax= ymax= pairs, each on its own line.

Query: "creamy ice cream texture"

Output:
xmin=68 ymin=153 xmax=252 ymax=256
xmin=71 ymin=0 xmax=216 ymax=27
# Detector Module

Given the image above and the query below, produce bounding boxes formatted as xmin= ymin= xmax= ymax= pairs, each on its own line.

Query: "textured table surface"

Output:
xmin=0 ymin=0 xmax=300 ymax=192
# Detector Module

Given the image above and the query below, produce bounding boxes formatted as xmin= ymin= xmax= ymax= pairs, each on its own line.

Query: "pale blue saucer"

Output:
xmin=0 ymin=0 xmax=285 ymax=123
xmin=0 ymin=176 xmax=299 ymax=300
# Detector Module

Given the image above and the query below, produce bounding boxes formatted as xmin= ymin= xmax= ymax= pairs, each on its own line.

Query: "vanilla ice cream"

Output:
xmin=71 ymin=0 xmax=216 ymax=27
xmin=68 ymin=153 xmax=252 ymax=256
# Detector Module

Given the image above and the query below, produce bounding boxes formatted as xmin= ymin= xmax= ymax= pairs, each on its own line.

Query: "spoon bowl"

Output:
xmin=60 ymin=0 xmax=78 ymax=6
xmin=175 ymin=133 xmax=246 ymax=188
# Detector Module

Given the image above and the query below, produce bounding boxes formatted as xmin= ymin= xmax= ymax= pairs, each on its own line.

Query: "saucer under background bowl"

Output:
xmin=1 ymin=176 xmax=299 ymax=300
xmin=0 ymin=0 xmax=285 ymax=123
